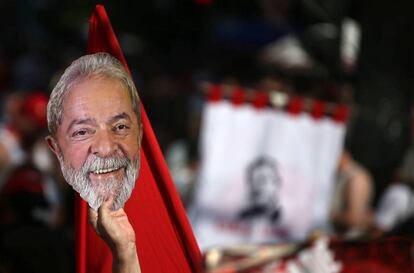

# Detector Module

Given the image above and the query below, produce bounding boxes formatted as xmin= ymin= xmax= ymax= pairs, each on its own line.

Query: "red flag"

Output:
xmin=75 ymin=5 xmax=201 ymax=273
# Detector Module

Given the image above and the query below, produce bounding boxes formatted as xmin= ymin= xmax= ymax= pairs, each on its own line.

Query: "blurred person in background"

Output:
xmin=0 ymin=92 xmax=48 ymax=172
xmin=330 ymin=149 xmax=374 ymax=239
xmin=0 ymin=93 xmax=25 ymax=186
xmin=165 ymin=139 xmax=199 ymax=207
xmin=0 ymin=163 xmax=73 ymax=273
xmin=374 ymin=145 xmax=414 ymax=238
xmin=0 ymin=91 xmax=72 ymax=273
xmin=0 ymin=91 xmax=63 ymax=227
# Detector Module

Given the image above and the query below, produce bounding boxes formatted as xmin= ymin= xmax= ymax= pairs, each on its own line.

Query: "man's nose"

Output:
xmin=91 ymin=130 xmax=118 ymax=157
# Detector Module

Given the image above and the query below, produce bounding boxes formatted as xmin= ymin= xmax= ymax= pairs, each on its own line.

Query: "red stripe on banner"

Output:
xmin=76 ymin=4 xmax=202 ymax=273
xmin=232 ymin=87 xmax=245 ymax=106
xmin=253 ymin=91 xmax=269 ymax=109
xmin=208 ymin=84 xmax=222 ymax=102
xmin=311 ymin=100 xmax=325 ymax=119
xmin=287 ymin=96 xmax=303 ymax=115
xmin=333 ymin=105 xmax=349 ymax=123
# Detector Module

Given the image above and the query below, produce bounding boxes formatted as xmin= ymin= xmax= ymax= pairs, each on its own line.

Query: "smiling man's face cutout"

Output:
xmin=47 ymin=76 xmax=141 ymax=210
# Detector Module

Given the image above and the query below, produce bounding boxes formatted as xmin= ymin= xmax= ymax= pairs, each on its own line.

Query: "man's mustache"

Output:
xmin=81 ymin=154 xmax=130 ymax=175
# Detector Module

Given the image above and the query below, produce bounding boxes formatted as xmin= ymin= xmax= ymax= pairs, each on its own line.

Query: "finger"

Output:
xmin=97 ymin=195 xmax=115 ymax=232
xmin=88 ymin=206 xmax=99 ymax=232
xmin=99 ymin=195 xmax=115 ymax=214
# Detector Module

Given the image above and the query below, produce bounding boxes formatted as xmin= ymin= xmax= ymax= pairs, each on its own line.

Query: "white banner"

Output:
xmin=191 ymin=99 xmax=346 ymax=250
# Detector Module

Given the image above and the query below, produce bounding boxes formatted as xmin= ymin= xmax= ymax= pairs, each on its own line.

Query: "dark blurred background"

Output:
xmin=0 ymin=1 xmax=413 ymax=272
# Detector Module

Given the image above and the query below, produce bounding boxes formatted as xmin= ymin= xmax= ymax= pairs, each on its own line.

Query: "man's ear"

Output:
xmin=45 ymin=135 xmax=60 ymax=158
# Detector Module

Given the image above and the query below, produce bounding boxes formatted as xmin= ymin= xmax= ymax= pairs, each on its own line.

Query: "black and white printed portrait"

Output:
xmin=239 ymin=157 xmax=282 ymax=222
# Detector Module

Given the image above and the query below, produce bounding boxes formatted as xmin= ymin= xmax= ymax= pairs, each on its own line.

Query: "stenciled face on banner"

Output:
xmin=239 ymin=157 xmax=282 ymax=223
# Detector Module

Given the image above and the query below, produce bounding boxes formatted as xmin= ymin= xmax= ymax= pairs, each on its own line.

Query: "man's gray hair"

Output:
xmin=47 ymin=52 xmax=141 ymax=136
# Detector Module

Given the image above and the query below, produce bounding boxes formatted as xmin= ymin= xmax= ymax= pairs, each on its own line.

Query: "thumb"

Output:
xmin=99 ymin=195 xmax=115 ymax=214
xmin=96 ymin=195 xmax=115 ymax=238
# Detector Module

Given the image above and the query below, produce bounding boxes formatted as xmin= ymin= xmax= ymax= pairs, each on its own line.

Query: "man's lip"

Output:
xmin=90 ymin=167 xmax=122 ymax=175
xmin=89 ymin=167 xmax=125 ymax=178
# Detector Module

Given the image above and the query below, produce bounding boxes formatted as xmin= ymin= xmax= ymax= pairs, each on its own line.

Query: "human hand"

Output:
xmin=88 ymin=196 xmax=141 ymax=273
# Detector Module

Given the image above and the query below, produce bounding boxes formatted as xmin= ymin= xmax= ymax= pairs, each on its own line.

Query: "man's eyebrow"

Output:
xmin=66 ymin=118 xmax=96 ymax=134
xmin=108 ymin=112 xmax=132 ymax=124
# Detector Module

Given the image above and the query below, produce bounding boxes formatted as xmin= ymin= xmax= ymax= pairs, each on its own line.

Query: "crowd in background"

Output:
xmin=0 ymin=1 xmax=413 ymax=272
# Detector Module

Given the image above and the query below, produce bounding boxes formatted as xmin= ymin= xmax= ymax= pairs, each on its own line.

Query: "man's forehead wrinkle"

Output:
xmin=108 ymin=112 xmax=132 ymax=123
xmin=59 ymin=77 xmax=88 ymax=126
xmin=66 ymin=117 xmax=97 ymax=133
xmin=65 ymin=112 xmax=134 ymax=133
xmin=58 ymin=77 xmax=137 ymax=134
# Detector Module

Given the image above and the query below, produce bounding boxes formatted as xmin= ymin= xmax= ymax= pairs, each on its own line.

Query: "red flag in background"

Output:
xmin=75 ymin=5 xmax=201 ymax=273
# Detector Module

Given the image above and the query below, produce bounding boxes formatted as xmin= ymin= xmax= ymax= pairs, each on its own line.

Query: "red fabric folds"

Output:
xmin=75 ymin=4 xmax=201 ymax=273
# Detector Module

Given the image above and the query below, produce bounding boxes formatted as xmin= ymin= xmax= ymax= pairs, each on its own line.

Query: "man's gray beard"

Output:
xmin=58 ymin=153 xmax=139 ymax=211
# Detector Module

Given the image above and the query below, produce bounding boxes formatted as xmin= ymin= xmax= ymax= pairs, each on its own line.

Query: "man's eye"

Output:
xmin=115 ymin=124 xmax=130 ymax=131
xmin=72 ymin=130 xmax=88 ymax=137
